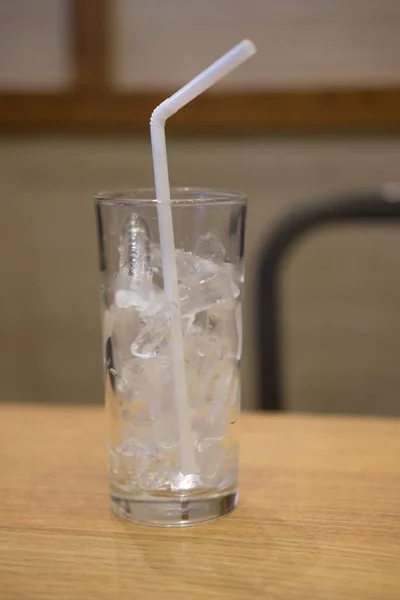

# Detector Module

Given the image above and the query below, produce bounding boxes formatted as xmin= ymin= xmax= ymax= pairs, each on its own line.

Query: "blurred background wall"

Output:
xmin=2 ymin=0 xmax=399 ymax=90
xmin=1 ymin=0 xmax=400 ymax=413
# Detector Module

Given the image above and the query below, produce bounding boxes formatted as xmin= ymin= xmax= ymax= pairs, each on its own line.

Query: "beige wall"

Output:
xmin=1 ymin=0 xmax=399 ymax=91
xmin=112 ymin=0 xmax=400 ymax=89
xmin=0 ymin=0 xmax=71 ymax=90
xmin=1 ymin=135 xmax=400 ymax=414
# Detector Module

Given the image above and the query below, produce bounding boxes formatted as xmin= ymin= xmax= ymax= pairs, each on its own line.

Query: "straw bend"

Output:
xmin=150 ymin=39 xmax=256 ymax=127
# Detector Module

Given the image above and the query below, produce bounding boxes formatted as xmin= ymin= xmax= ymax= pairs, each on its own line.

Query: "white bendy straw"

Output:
xmin=150 ymin=40 xmax=257 ymax=476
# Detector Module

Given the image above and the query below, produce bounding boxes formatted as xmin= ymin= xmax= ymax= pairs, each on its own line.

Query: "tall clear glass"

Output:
xmin=94 ymin=188 xmax=247 ymax=526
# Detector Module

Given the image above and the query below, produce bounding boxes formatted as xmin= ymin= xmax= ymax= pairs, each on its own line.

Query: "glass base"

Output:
xmin=110 ymin=488 xmax=238 ymax=527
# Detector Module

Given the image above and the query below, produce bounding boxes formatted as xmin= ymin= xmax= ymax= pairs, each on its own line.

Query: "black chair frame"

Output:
xmin=256 ymin=190 xmax=400 ymax=410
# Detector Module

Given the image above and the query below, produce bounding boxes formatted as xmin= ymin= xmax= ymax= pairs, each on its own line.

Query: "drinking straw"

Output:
xmin=150 ymin=40 xmax=256 ymax=476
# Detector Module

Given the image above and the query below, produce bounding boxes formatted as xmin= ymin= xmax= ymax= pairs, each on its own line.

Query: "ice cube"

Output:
xmin=198 ymin=359 xmax=236 ymax=441
xmin=110 ymin=305 xmax=142 ymax=371
xmin=195 ymin=232 xmax=226 ymax=263
xmin=130 ymin=303 xmax=176 ymax=359
xmin=152 ymin=417 xmax=178 ymax=450
xmin=143 ymin=288 xmax=168 ymax=317
xmin=139 ymin=350 xmax=179 ymax=449
xmin=120 ymin=354 xmax=176 ymax=453
xmin=151 ymin=245 xmax=217 ymax=282
xmin=108 ymin=446 xmax=138 ymax=489
xmin=220 ymin=261 xmax=244 ymax=288
xmin=138 ymin=456 xmax=170 ymax=491
xmin=115 ymin=285 xmax=166 ymax=316
xmin=185 ymin=334 xmax=225 ymax=411
xmin=177 ymin=251 xmax=216 ymax=280
xmin=183 ymin=310 xmax=210 ymax=336
xmin=196 ymin=440 xmax=223 ymax=481
xmin=115 ymin=289 xmax=150 ymax=311
xmin=117 ymin=429 xmax=170 ymax=492
xmin=110 ymin=408 xmax=157 ymax=490
xmin=206 ymin=306 xmax=238 ymax=359
xmin=208 ymin=359 xmax=234 ymax=409
xmin=153 ymin=408 xmax=179 ymax=450
xmin=119 ymin=214 xmax=153 ymax=291
xmin=120 ymin=406 xmax=156 ymax=451
xmin=116 ymin=358 xmax=146 ymax=401
xmin=180 ymin=271 xmax=238 ymax=317
xmin=151 ymin=381 xmax=178 ymax=449
xmin=170 ymin=472 xmax=201 ymax=492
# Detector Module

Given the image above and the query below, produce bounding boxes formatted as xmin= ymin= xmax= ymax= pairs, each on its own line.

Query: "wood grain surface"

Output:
xmin=1 ymin=404 xmax=400 ymax=599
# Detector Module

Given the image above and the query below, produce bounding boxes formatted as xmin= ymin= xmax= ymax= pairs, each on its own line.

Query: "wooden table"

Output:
xmin=1 ymin=404 xmax=400 ymax=599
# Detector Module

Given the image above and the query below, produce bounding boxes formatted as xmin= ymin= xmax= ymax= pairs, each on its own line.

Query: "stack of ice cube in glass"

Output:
xmin=106 ymin=214 xmax=242 ymax=495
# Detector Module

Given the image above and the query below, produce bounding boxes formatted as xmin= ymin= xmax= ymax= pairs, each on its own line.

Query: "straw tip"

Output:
xmin=240 ymin=39 xmax=257 ymax=57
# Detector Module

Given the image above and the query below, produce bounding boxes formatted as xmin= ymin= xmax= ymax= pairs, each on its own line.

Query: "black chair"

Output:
xmin=256 ymin=189 xmax=400 ymax=411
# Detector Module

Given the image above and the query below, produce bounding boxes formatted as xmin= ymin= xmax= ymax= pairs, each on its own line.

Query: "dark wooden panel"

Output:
xmin=0 ymin=88 xmax=400 ymax=133
xmin=71 ymin=0 xmax=109 ymax=90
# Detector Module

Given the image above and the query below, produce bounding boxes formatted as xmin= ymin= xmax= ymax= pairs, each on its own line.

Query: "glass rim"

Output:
xmin=94 ymin=187 xmax=247 ymax=207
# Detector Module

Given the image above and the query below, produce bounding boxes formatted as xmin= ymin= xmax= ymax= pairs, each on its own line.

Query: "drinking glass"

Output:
xmin=95 ymin=188 xmax=247 ymax=526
